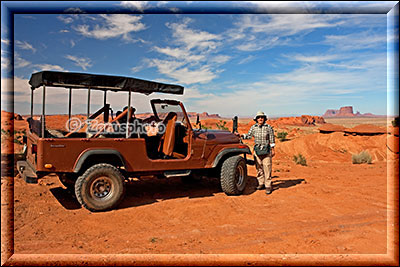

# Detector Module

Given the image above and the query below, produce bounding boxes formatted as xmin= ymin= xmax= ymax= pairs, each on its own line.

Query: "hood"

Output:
xmin=195 ymin=129 xmax=240 ymax=144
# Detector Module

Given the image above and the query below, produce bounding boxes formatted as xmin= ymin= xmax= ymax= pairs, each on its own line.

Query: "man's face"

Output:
xmin=257 ymin=116 xmax=265 ymax=125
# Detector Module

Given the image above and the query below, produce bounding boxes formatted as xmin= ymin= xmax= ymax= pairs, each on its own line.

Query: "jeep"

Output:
xmin=17 ymin=71 xmax=251 ymax=211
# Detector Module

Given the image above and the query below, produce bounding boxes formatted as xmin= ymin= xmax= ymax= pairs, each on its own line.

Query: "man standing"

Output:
xmin=235 ymin=111 xmax=275 ymax=194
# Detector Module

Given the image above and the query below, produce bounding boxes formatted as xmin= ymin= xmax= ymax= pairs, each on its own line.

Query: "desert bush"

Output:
xmin=293 ymin=153 xmax=307 ymax=166
xmin=392 ymin=117 xmax=399 ymax=127
xmin=277 ymin=131 xmax=288 ymax=141
xmin=216 ymin=120 xmax=229 ymax=131
xmin=352 ymin=151 xmax=372 ymax=164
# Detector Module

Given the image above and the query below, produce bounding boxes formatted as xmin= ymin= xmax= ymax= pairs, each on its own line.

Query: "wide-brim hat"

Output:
xmin=254 ymin=111 xmax=267 ymax=121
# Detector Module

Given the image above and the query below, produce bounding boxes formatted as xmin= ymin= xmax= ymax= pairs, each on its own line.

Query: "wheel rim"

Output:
xmin=90 ymin=176 xmax=113 ymax=200
xmin=236 ymin=164 xmax=245 ymax=188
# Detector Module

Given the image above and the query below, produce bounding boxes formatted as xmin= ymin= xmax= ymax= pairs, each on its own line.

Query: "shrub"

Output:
xmin=216 ymin=120 xmax=229 ymax=130
xmin=392 ymin=117 xmax=399 ymax=127
xmin=352 ymin=151 xmax=372 ymax=164
xmin=293 ymin=153 xmax=307 ymax=166
xmin=277 ymin=131 xmax=288 ymax=141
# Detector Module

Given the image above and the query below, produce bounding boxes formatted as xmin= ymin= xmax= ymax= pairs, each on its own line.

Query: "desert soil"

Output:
xmin=1 ymin=114 xmax=398 ymax=255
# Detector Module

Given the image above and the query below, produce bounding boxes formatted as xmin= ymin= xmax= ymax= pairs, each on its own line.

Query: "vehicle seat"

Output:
xmin=158 ymin=112 xmax=177 ymax=157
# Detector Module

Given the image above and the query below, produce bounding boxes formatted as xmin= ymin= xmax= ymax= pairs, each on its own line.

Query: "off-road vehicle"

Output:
xmin=17 ymin=71 xmax=251 ymax=211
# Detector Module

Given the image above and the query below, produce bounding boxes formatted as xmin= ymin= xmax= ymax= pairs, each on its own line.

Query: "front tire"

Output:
xmin=220 ymin=155 xmax=248 ymax=195
xmin=75 ymin=163 xmax=126 ymax=212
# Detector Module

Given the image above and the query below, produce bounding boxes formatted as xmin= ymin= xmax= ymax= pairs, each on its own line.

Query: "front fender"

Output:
xmin=212 ymin=147 xmax=251 ymax=168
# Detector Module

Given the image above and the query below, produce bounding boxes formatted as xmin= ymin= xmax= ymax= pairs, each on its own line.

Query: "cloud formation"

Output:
xmin=15 ymin=40 xmax=36 ymax=53
xmin=74 ymin=14 xmax=146 ymax=41
xmin=65 ymin=55 xmax=92 ymax=70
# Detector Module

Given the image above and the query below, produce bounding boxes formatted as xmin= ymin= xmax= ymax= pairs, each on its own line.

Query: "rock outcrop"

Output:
xmin=271 ymin=115 xmax=325 ymax=127
xmin=323 ymin=106 xmax=380 ymax=118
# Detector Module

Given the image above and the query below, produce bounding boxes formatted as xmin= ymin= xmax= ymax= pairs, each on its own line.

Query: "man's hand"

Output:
xmin=271 ymin=147 xmax=275 ymax=157
xmin=234 ymin=132 xmax=241 ymax=137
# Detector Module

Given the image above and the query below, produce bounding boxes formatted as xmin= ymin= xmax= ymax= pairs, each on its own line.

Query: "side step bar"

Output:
xmin=164 ymin=170 xmax=191 ymax=178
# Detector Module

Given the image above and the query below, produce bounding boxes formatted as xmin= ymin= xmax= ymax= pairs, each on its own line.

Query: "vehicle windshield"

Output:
xmin=153 ymin=102 xmax=186 ymax=123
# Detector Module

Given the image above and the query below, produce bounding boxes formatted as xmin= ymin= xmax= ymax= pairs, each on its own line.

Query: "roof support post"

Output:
xmin=126 ymin=89 xmax=131 ymax=138
xmin=87 ymin=87 xmax=91 ymax=138
xmin=30 ymin=87 xmax=34 ymax=118
xmin=68 ymin=88 xmax=72 ymax=128
xmin=103 ymin=91 xmax=108 ymax=122
xmin=41 ymin=85 xmax=46 ymax=138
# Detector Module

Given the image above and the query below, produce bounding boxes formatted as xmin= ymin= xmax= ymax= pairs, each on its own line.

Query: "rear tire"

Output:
xmin=220 ymin=155 xmax=248 ymax=195
xmin=75 ymin=163 xmax=126 ymax=212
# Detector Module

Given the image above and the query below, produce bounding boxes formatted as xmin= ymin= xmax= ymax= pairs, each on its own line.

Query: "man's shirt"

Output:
xmin=242 ymin=123 xmax=275 ymax=148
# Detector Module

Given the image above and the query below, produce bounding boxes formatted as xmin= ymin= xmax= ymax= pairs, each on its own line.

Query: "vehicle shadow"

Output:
xmin=49 ymin=175 xmax=280 ymax=211
xmin=118 ymin=176 xmax=223 ymax=210
xmin=49 ymin=187 xmax=81 ymax=210
xmin=272 ymin=178 xmax=305 ymax=191
xmin=242 ymin=175 xmax=258 ymax=195
xmin=119 ymin=174 xmax=262 ymax=210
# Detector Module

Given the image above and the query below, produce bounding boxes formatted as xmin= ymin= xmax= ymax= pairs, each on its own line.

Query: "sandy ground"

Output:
xmin=1 ymin=112 xmax=398 ymax=261
xmin=8 ymin=160 xmax=393 ymax=255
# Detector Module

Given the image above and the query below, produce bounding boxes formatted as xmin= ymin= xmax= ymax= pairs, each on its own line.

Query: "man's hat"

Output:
xmin=254 ymin=111 xmax=267 ymax=121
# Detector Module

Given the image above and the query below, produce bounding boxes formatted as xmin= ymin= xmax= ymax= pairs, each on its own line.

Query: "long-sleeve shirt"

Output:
xmin=242 ymin=123 xmax=275 ymax=148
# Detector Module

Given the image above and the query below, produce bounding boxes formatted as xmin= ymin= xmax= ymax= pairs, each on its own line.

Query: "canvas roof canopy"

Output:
xmin=29 ymin=71 xmax=184 ymax=95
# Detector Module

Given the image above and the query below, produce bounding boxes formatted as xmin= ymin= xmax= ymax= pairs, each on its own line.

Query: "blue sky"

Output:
xmin=1 ymin=1 xmax=398 ymax=117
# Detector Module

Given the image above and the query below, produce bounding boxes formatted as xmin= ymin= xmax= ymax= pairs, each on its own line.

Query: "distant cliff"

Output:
xmin=323 ymin=106 xmax=380 ymax=118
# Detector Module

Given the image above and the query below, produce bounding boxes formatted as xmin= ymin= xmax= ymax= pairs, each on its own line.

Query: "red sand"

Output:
xmin=1 ymin=111 xmax=398 ymax=257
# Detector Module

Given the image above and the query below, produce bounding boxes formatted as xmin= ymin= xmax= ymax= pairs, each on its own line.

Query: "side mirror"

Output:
xmin=196 ymin=114 xmax=201 ymax=129
xmin=232 ymin=116 xmax=238 ymax=133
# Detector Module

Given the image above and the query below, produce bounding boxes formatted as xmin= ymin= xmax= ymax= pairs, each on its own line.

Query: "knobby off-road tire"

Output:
xmin=220 ymin=155 xmax=248 ymax=195
xmin=75 ymin=163 xmax=126 ymax=212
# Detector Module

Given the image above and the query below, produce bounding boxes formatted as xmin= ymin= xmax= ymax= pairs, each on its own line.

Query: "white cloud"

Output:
xmin=57 ymin=15 xmax=74 ymax=24
xmin=236 ymin=14 xmax=341 ymax=37
xmin=14 ymin=55 xmax=31 ymax=68
xmin=226 ymin=14 xmax=344 ymax=52
xmin=148 ymin=59 xmax=216 ymax=84
xmin=70 ymin=40 xmax=76 ymax=48
xmin=136 ymin=18 xmax=229 ymax=85
xmin=210 ymin=55 xmax=231 ymax=64
xmin=238 ymin=55 xmax=256 ymax=65
xmin=120 ymin=1 xmax=150 ymax=12
xmin=1 ymin=51 xmax=11 ymax=70
xmin=285 ymin=53 xmax=339 ymax=63
xmin=323 ymin=31 xmax=387 ymax=50
xmin=34 ymin=64 xmax=65 ymax=72
xmin=15 ymin=40 xmax=36 ymax=53
xmin=74 ymin=14 xmax=146 ymax=41
xmin=1 ymin=77 xmax=31 ymax=105
xmin=130 ymin=65 xmax=144 ymax=73
xmin=154 ymin=46 xmax=205 ymax=62
xmin=166 ymin=18 xmax=222 ymax=51
xmin=236 ymin=36 xmax=281 ymax=51
xmin=65 ymin=55 xmax=92 ymax=70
